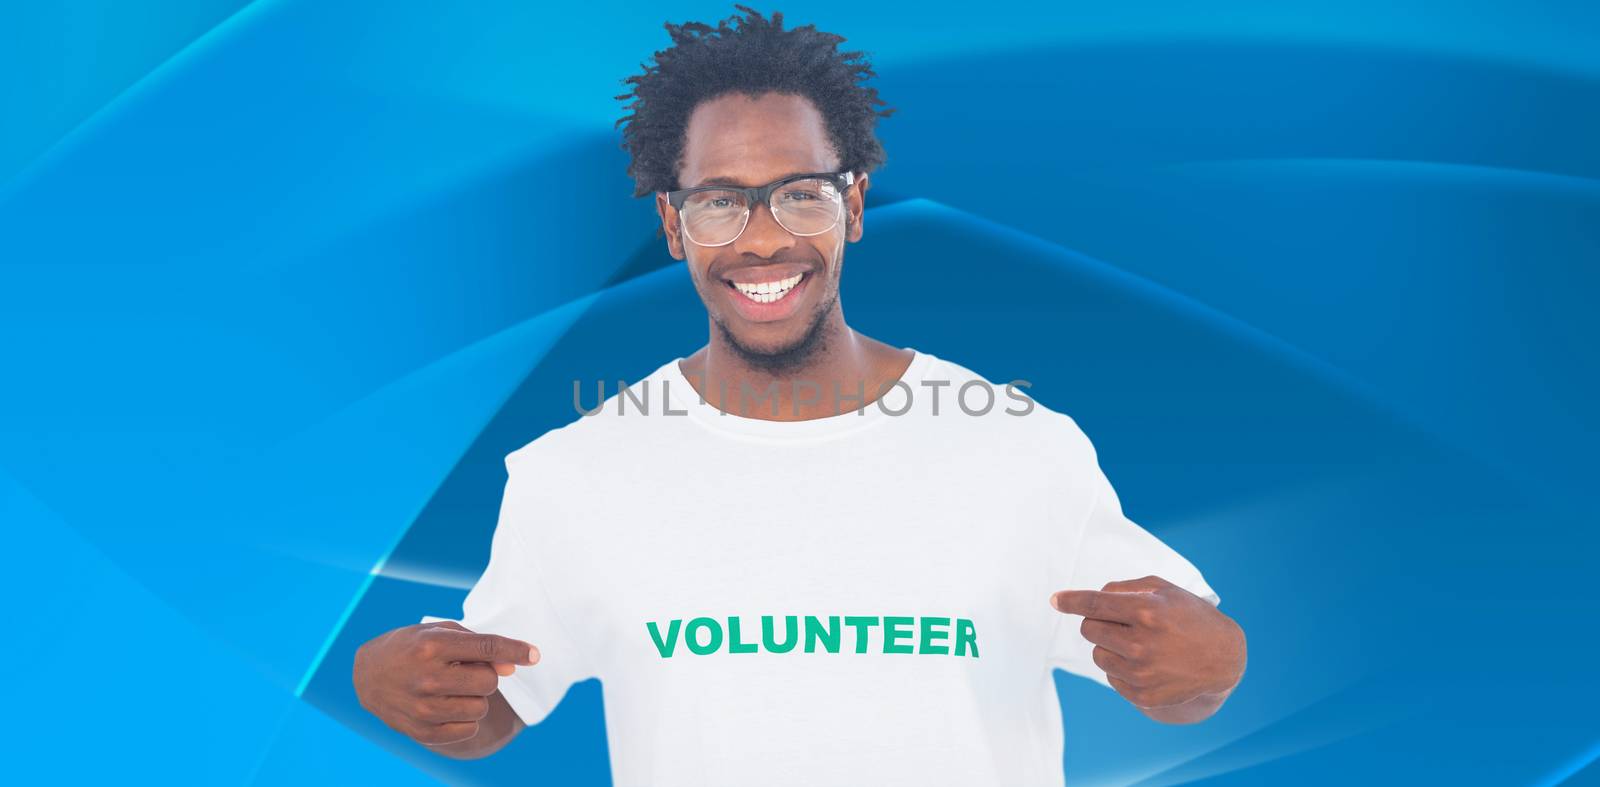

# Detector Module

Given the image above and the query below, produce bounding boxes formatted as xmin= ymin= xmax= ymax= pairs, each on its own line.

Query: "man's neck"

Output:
xmin=680 ymin=324 xmax=914 ymax=421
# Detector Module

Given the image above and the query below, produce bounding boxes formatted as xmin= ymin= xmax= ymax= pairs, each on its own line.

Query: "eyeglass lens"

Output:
xmin=680 ymin=178 xmax=843 ymax=246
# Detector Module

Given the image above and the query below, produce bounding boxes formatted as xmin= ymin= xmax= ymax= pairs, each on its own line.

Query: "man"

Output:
xmin=352 ymin=6 xmax=1246 ymax=785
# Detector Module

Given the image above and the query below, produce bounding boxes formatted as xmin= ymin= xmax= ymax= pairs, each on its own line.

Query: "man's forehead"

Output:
xmin=679 ymin=93 xmax=840 ymax=188
xmin=682 ymin=153 xmax=839 ymax=188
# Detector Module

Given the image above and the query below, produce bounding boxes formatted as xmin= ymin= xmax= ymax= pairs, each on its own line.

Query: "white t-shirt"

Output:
xmin=445 ymin=348 xmax=1219 ymax=787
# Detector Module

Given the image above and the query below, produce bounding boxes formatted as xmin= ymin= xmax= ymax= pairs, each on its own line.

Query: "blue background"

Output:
xmin=2 ymin=1 xmax=1597 ymax=784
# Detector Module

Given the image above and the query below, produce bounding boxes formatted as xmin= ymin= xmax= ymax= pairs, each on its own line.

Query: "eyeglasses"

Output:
xmin=664 ymin=171 xmax=856 ymax=247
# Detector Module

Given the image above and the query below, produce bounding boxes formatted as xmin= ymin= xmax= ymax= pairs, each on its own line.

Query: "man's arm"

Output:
xmin=422 ymin=690 xmax=528 ymax=759
xmin=1051 ymin=575 xmax=1247 ymax=723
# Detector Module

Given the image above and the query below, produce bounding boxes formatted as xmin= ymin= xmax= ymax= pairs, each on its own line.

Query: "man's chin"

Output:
xmin=713 ymin=310 xmax=832 ymax=373
xmin=727 ymin=331 xmax=811 ymax=360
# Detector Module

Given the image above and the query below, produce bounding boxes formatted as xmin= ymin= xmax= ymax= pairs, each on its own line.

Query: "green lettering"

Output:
xmin=763 ymin=615 xmax=798 ymax=653
xmin=918 ymin=616 xmax=950 ymax=655
xmin=805 ymin=615 xmax=840 ymax=653
xmin=844 ymin=616 xmax=880 ymax=653
xmin=646 ymin=619 xmax=681 ymax=658
xmin=686 ymin=616 xmax=723 ymax=655
xmin=883 ymin=616 xmax=915 ymax=654
xmin=954 ymin=617 xmax=979 ymax=658
xmin=651 ymin=614 xmax=978 ymax=658
xmin=727 ymin=615 xmax=757 ymax=653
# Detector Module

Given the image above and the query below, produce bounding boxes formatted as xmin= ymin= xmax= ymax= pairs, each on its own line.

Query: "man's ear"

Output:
xmin=655 ymin=192 xmax=686 ymax=260
xmin=845 ymin=172 xmax=870 ymax=243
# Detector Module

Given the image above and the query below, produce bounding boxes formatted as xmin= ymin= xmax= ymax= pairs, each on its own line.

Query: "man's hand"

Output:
xmin=353 ymin=621 xmax=539 ymax=747
xmin=1050 ymin=575 xmax=1245 ymax=722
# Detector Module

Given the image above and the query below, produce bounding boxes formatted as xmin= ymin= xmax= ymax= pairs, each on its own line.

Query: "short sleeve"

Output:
xmin=422 ymin=472 xmax=596 ymax=727
xmin=1048 ymin=462 xmax=1220 ymax=687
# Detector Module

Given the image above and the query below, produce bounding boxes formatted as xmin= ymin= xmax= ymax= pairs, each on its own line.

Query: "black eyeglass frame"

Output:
xmin=663 ymin=171 xmax=857 ymax=246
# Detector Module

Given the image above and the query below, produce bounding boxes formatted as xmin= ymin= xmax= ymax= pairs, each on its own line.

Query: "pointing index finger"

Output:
xmin=432 ymin=629 xmax=539 ymax=666
xmin=1050 ymin=589 xmax=1148 ymax=624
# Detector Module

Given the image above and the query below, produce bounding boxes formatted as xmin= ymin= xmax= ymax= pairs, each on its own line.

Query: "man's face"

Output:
xmin=655 ymin=92 xmax=869 ymax=364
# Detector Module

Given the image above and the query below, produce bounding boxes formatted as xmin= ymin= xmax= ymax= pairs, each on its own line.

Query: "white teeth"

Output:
xmin=732 ymin=273 xmax=804 ymax=304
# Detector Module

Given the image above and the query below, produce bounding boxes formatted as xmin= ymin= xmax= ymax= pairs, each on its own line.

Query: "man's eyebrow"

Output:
xmin=692 ymin=171 xmax=814 ymax=188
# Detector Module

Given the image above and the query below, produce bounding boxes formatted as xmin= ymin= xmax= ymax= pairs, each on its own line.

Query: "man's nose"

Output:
xmin=732 ymin=200 xmax=796 ymax=259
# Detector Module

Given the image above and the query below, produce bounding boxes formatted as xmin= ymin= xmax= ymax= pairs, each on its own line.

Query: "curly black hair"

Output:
xmin=615 ymin=5 xmax=895 ymax=197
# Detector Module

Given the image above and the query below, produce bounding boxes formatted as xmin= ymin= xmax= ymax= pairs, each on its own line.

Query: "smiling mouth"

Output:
xmin=726 ymin=272 xmax=806 ymax=304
